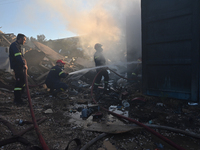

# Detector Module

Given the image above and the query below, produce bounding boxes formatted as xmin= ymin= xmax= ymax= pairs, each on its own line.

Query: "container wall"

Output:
xmin=141 ymin=0 xmax=200 ymax=101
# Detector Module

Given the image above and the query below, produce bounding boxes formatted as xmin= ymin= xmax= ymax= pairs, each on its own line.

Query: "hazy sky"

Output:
xmin=0 ymin=0 xmax=76 ymax=40
xmin=0 ymin=0 xmax=140 ymax=41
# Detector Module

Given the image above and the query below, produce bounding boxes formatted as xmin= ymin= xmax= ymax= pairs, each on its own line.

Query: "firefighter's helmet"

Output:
xmin=94 ymin=43 xmax=102 ymax=50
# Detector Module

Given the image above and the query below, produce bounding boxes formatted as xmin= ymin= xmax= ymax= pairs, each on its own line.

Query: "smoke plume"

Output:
xmin=32 ymin=0 xmax=141 ymax=62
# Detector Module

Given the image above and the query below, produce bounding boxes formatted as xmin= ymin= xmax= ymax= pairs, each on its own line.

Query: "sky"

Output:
xmin=0 ymin=0 xmax=140 ymax=39
xmin=0 ymin=0 xmax=141 ymax=60
xmin=0 ymin=0 xmax=76 ymax=40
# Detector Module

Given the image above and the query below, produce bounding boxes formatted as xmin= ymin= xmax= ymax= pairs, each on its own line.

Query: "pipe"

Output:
xmin=24 ymin=67 xmax=50 ymax=150
xmin=90 ymin=68 xmax=186 ymax=150
xmin=80 ymin=133 xmax=107 ymax=150
xmin=109 ymin=68 xmax=134 ymax=81
xmin=139 ymin=124 xmax=200 ymax=139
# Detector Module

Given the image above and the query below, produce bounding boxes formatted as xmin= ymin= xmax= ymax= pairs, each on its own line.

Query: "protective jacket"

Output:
xmin=45 ymin=65 xmax=68 ymax=88
xmin=9 ymin=41 xmax=26 ymax=103
xmin=94 ymin=51 xmax=106 ymax=66
xmin=9 ymin=41 xmax=25 ymax=69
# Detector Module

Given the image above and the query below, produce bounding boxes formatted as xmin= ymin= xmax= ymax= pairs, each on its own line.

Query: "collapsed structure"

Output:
xmin=0 ymin=31 xmax=96 ymax=87
xmin=0 ymin=29 xmax=199 ymax=150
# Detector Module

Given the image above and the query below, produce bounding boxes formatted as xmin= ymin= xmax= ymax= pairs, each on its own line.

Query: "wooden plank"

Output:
xmin=84 ymin=123 xmax=141 ymax=134
xmin=35 ymin=71 xmax=49 ymax=81
xmin=0 ymin=35 xmax=11 ymax=45
xmin=39 ymin=61 xmax=50 ymax=70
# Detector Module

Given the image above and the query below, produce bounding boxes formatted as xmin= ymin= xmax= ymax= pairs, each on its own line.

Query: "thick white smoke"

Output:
xmin=27 ymin=0 xmax=141 ymax=62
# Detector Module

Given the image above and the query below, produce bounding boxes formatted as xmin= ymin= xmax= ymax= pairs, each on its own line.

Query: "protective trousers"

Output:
xmin=47 ymin=82 xmax=68 ymax=96
xmin=14 ymin=67 xmax=25 ymax=102
xmin=94 ymin=68 xmax=109 ymax=90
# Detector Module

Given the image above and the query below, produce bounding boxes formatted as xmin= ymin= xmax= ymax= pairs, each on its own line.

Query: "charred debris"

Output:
xmin=0 ymin=31 xmax=200 ymax=150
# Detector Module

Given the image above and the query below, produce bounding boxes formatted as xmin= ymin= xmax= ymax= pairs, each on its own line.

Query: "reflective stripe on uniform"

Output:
xmin=104 ymin=81 xmax=108 ymax=83
xmin=14 ymin=87 xmax=22 ymax=91
xmin=60 ymin=88 xmax=64 ymax=91
xmin=59 ymin=71 xmax=63 ymax=76
xmin=94 ymin=83 xmax=99 ymax=85
xmin=51 ymin=69 xmax=55 ymax=71
xmin=14 ymin=53 xmax=22 ymax=56
xmin=95 ymin=56 xmax=99 ymax=59
xmin=23 ymin=84 xmax=25 ymax=87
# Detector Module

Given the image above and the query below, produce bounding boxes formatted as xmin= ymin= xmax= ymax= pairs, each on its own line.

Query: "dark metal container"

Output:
xmin=141 ymin=0 xmax=200 ymax=102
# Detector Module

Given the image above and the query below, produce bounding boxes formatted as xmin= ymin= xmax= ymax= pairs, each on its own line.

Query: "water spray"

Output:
xmin=68 ymin=61 xmax=141 ymax=75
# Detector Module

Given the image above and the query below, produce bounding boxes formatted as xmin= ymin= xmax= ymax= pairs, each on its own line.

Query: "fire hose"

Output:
xmin=24 ymin=67 xmax=50 ymax=150
xmin=91 ymin=68 xmax=186 ymax=150
xmin=23 ymin=63 xmax=185 ymax=149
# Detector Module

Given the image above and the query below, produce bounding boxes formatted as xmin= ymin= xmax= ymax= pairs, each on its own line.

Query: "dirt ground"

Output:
xmin=0 ymin=82 xmax=200 ymax=150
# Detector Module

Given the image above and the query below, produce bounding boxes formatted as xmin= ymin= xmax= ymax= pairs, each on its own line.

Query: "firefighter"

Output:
xmin=93 ymin=43 xmax=109 ymax=93
xmin=9 ymin=33 xmax=27 ymax=105
xmin=131 ymin=58 xmax=142 ymax=82
xmin=130 ymin=58 xmax=142 ymax=91
xmin=45 ymin=59 xmax=69 ymax=96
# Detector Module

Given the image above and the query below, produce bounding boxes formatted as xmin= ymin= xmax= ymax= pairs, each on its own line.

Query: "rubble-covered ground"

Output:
xmin=0 ymin=69 xmax=200 ymax=150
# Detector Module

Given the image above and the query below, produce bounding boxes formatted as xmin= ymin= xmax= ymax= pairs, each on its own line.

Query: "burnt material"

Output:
xmin=0 ymin=116 xmax=47 ymax=148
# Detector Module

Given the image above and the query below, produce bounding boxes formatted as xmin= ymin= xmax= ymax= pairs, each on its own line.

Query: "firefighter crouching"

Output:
xmin=93 ymin=43 xmax=109 ymax=93
xmin=45 ymin=60 xmax=69 ymax=96
xmin=9 ymin=33 xmax=27 ymax=105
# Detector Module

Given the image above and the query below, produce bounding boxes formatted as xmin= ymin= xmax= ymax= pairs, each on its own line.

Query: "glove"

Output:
xmin=66 ymin=73 xmax=69 ymax=76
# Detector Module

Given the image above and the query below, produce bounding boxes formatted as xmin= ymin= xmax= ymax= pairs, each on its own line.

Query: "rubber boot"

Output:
xmin=21 ymin=87 xmax=27 ymax=99
xmin=14 ymin=90 xmax=25 ymax=105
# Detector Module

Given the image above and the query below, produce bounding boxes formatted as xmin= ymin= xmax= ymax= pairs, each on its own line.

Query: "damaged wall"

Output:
xmin=0 ymin=46 xmax=11 ymax=72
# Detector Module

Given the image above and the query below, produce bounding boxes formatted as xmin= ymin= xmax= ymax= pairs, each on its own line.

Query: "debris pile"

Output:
xmin=0 ymin=67 xmax=200 ymax=150
xmin=0 ymin=31 xmax=199 ymax=150
xmin=0 ymin=30 xmax=16 ymax=46
xmin=0 ymin=69 xmax=14 ymax=90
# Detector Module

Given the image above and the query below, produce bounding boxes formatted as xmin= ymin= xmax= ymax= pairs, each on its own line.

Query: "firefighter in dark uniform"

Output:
xmin=45 ymin=60 xmax=69 ymax=96
xmin=93 ymin=43 xmax=109 ymax=93
xmin=131 ymin=58 xmax=142 ymax=82
xmin=9 ymin=33 xmax=27 ymax=105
